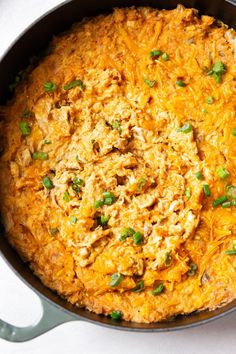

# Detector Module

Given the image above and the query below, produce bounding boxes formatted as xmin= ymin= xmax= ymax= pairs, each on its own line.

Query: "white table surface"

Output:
xmin=0 ymin=1 xmax=236 ymax=353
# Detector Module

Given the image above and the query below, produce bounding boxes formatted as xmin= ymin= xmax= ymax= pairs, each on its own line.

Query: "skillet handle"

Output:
xmin=0 ymin=296 xmax=77 ymax=342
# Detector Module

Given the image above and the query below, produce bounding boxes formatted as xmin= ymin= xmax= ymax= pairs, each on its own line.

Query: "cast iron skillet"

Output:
xmin=0 ymin=0 xmax=236 ymax=342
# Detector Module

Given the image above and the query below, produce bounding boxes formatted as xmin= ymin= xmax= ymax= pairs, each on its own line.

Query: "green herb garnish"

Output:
xmin=144 ymin=79 xmax=156 ymax=88
xmin=217 ymin=166 xmax=229 ymax=179
xmin=102 ymin=191 xmax=116 ymax=205
xmin=151 ymin=283 xmax=164 ymax=296
xmin=231 ymin=199 xmax=236 ymax=207
xmin=97 ymin=215 xmax=110 ymax=227
xmin=164 ymin=252 xmax=172 ymax=267
xmin=185 ymin=187 xmax=191 ymax=199
xmin=94 ymin=199 xmax=104 ymax=209
xmin=203 ymin=184 xmax=211 ymax=197
xmin=50 ymin=227 xmax=59 ymax=235
xmin=119 ymin=227 xmax=135 ymax=241
xmin=195 ymin=171 xmax=203 ymax=180
xmin=44 ymin=82 xmax=57 ymax=92
xmin=63 ymin=191 xmax=70 ymax=202
xmin=42 ymin=176 xmax=54 ymax=189
xmin=19 ymin=121 xmax=31 ymax=136
xmin=137 ymin=178 xmax=147 ymax=192
xmin=225 ymin=249 xmax=236 ymax=255
xmin=70 ymin=216 xmax=78 ymax=224
xmin=231 ymin=128 xmax=236 ymax=137
xmin=177 ymin=122 xmax=193 ymax=133
xmin=161 ymin=52 xmax=169 ymax=61
xmin=226 ymin=185 xmax=236 ymax=199
xmin=111 ymin=310 xmax=123 ymax=320
xmin=112 ymin=120 xmax=122 ymax=134
xmin=206 ymin=96 xmax=214 ymax=104
xmin=72 ymin=177 xmax=84 ymax=193
xmin=110 ymin=273 xmax=123 ymax=287
xmin=73 ymin=177 xmax=84 ymax=186
xmin=222 ymin=201 xmax=231 ymax=208
xmin=176 ymin=80 xmax=186 ymax=87
xmin=212 ymin=195 xmax=228 ymax=208
xmin=43 ymin=140 xmax=51 ymax=145
xmin=32 ymin=151 xmax=48 ymax=160
xmin=150 ymin=49 xmax=162 ymax=57
xmin=207 ymin=61 xmax=227 ymax=83
xmin=188 ymin=262 xmax=198 ymax=276
xmin=64 ymin=79 xmax=84 ymax=91
xmin=132 ymin=231 xmax=143 ymax=245
xmin=132 ymin=280 xmax=145 ymax=293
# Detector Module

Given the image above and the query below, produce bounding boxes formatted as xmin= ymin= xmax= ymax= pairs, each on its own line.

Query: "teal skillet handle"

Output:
xmin=0 ymin=297 xmax=77 ymax=342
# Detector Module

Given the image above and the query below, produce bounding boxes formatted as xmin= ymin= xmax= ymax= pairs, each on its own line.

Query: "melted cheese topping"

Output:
xmin=0 ymin=6 xmax=236 ymax=323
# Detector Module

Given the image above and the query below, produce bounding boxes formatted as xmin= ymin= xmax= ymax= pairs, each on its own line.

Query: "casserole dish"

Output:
xmin=0 ymin=0 xmax=236 ymax=342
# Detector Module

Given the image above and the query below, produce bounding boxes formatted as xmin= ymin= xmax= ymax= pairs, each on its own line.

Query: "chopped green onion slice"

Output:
xmin=63 ymin=191 xmax=70 ymax=202
xmin=176 ymin=80 xmax=186 ymax=87
xmin=133 ymin=231 xmax=143 ymax=245
xmin=137 ymin=178 xmax=147 ymax=191
xmin=217 ymin=166 xmax=229 ymax=179
xmin=203 ymin=184 xmax=211 ymax=197
xmin=222 ymin=201 xmax=231 ymax=208
xmin=187 ymin=262 xmax=198 ymax=276
xmin=164 ymin=252 xmax=172 ymax=267
xmin=195 ymin=171 xmax=203 ymax=180
xmin=212 ymin=195 xmax=228 ymax=208
xmin=206 ymin=96 xmax=214 ymax=104
xmin=64 ymin=79 xmax=84 ymax=91
xmin=112 ymin=120 xmax=122 ymax=134
xmin=233 ymin=240 xmax=236 ymax=250
xmin=72 ymin=184 xmax=80 ymax=193
xmin=103 ymin=191 xmax=116 ymax=205
xmin=97 ymin=215 xmax=110 ymax=226
xmin=44 ymin=82 xmax=57 ymax=92
xmin=94 ymin=199 xmax=104 ymax=209
xmin=73 ymin=177 xmax=84 ymax=186
xmin=70 ymin=216 xmax=78 ymax=224
xmin=225 ymin=249 xmax=236 ymax=255
xmin=207 ymin=61 xmax=227 ymax=83
xmin=132 ymin=280 xmax=144 ymax=293
xmin=42 ymin=176 xmax=54 ymax=189
xmin=185 ymin=187 xmax=191 ymax=199
xmin=161 ymin=52 xmax=169 ymax=61
xmin=111 ymin=310 xmax=123 ymax=320
xmin=151 ymin=283 xmax=164 ymax=296
xmin=119 ymin=227 xmax=135 ymax=241
xmin=110 ymin=273 xmax=123 ymax=287
xmin=144 ymin=79 xmax=156 ymax=88
xmin=19 ymin=121 xmax=31 ymax=136
xmin=231 ymin=128 xmax=236 ymax=137
xmin=226 ymin=185 xmax=236 ymax=199
xmin=9 ymin=75 xmax=20 ymax=92
xmin=231 ymin=199 xmax=236 ymax=207
xmin=22 ymin=110 xmax=32 ymax=118
xmin=32 ymin=151 xmax=48 ymax=160
xmin=150 ymin=49 xmax=162 ymax=57
xmin=212 ymin=61 xmax=227 ymax=74
xmin=43 ymin=140 xmax=51 ymax=144
xmin=50 ymin=227 xmax=59 ymax=235
xmin=177 ymin=122 xmax=193 ymax=133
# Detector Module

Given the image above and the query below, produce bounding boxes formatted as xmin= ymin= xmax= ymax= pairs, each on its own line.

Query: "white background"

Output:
xmin=0 ymin=1 xmax=236 ymax=353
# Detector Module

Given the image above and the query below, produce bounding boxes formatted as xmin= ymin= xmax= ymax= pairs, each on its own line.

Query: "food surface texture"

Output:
xmin=1 ymin=5 xmax=236 ymax=323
